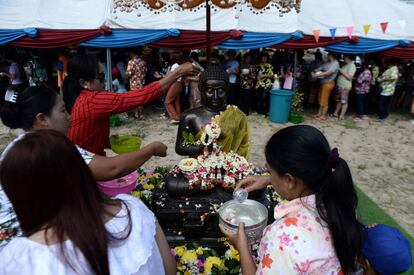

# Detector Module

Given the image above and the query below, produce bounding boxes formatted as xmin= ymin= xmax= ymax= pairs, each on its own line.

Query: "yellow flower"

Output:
xmin=196 ymin=247 xmax=204 ymax=255
xmin=184 ymin=271 xmax=190 ymax=275
xmin=182 ymin=251 xmax=197 ymax=263
xmin=143 ymin=183 xmax=155 ymax=190
xmin=225 ymin=246 xmax=240 ymax=261
xmin=203 ymin=256 xmax=222 ymax=274
xmin=174 ymin=246 xmax=186 ymax=257
xmin=131 ymin=191 xmax=141 ymax=199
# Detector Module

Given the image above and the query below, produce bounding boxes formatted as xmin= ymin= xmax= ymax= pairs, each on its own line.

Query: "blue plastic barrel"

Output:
xmin=269 ymin=89 xmax=294 ymax=123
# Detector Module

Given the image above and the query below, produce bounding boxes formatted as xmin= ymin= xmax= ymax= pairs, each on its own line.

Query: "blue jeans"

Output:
xmin=356 ymin=93 xmax=368 ymax=116
xmin=379 ymin=95 xmax=392 ymax=120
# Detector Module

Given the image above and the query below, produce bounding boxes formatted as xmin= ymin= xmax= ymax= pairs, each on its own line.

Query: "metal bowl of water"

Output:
xmin=218 ymin=199 xmax=268 ymax=242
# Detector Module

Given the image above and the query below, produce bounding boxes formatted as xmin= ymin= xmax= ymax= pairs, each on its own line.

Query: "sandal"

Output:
xmin=329 ymin=113 xmax=339 ymax=118
xmin=315 ymin=116 xmax=327 ymax=121
xmin=312 ymin=114 xmax=321 ymax=118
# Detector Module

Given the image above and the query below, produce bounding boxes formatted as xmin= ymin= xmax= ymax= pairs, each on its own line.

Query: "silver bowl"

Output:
xmin=218 ymin=199 xmax=268 ymax=242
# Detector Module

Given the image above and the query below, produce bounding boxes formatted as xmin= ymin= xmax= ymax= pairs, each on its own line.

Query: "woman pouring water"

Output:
xmin=219 ymin=125 xmax=364 ymax=274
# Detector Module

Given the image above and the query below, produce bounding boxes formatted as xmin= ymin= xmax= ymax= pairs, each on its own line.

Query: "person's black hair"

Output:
xmin=211 ymin=50 xmax=220 ymax=60
xmin=62 ymin=54 xmax=99 ymax=113
xmin=265 ymin=125 xmax=363 ymax=273
xmin=227 ymin=49 xmax=236 ymax=56
xmin=132 ymin=46 xmax=144 ymax=57
xmin=343 ymin=54 xmax=355 ymax=61
xmin=259 ymin=51 xmax=270 ymax=60
xmin=328 ymin=52 xmax=339 ymax=60
xmin=1 ymin=130 xmax=131 ymax=275
xmin=161 ymin=52 xmax=171 ymax=64
xmin=0 ymin=86 xmax=57 ymax=130
xmin=315 ymin=51 xmax=323 ymax=61
xmin=4 ymin=49 xmax=20 ymax=63
xmin=388 ymin=58 xmax=399 ymax=66
xmin=189 ymin=52 xmax=200 ymax=63
xmin=218 ymin=54 xmax=226 ymax=63
xmin=243 ymin=52 xmax=252 ymax=59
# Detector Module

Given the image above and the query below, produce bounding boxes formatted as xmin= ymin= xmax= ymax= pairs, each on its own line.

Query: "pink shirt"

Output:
xmin=256 ymin=195 xmax=343 ymax=275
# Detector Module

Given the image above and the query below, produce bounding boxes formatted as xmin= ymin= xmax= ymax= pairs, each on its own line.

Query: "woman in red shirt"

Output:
xmin=63 ymin=54 xmax=197 ymax=155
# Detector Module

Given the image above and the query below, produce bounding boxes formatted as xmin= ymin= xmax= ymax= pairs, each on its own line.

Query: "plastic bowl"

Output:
xmin=110 ymin=135 xmax=141 ymax=154
xmin=218 ymin=199 xmax=268 ymax=242
xmin=98 ymin=171 xmax=139 ymax=196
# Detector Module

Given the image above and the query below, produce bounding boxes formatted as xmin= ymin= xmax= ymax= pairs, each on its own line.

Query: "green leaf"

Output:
xmin=188 ymin=133 xmax=195 ymax=143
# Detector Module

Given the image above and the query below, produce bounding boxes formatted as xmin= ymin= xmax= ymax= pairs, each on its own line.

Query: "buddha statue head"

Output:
xmin=198 ymin=62 xmax=229 ymax=111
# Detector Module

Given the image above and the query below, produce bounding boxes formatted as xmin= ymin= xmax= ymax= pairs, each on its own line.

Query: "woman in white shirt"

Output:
xmin=0 ymin=86 xmax=167 ymax=250
xmin=0 ymin=130 xmax=176 ymax=275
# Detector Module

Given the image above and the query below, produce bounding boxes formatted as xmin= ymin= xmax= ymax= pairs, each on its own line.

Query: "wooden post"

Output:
xmin=206 ymin=0 xmax=211 ymax=63
xmin=106 ymin=48 xmax=112 ymax=91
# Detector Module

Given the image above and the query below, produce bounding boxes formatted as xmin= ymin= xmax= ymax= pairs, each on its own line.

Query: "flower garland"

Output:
xmin=172 ymin=106 xmax=253 ymax=190
xmin=173 ymin=120 xmax=252 ymax=190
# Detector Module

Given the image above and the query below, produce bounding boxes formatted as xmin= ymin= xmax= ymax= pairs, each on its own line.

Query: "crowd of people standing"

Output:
xmin=1 ymin=48 xmax=413 ymax=125
xmin=310 ymin=52 xmax=414 ymax=123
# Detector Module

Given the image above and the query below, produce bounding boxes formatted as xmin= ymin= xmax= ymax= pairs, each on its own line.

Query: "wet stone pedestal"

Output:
xmin=152 ymin=185 xmax=277 ymax=246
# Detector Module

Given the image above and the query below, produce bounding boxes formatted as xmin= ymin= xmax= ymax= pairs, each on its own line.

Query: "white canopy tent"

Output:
xmin=1 ymin=0 xmax=414 ymax=41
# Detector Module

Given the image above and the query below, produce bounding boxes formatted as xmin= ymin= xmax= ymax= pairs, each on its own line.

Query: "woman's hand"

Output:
xmin=176 ymin=62 xmax=202 ymax=76
xmin=150 ymin=142 xmax=168 ymax=157
xmin=219 ymin=223 xmax=250 ymax=252
xmin=236 ymin=175 xmax=271 ymax=193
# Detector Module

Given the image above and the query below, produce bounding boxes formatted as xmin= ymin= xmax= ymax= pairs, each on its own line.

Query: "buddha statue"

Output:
xmin=165 ymin=62 xmax=250 ymax=197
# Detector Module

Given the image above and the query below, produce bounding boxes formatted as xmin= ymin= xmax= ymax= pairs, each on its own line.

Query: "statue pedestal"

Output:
xmin=153 ymin=185 xmax=276 ymax=242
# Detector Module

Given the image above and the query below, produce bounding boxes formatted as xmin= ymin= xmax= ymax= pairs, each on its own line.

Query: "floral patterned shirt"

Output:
xmin=255 ymin=63 xmax=274 ymax=90
xmin=256 ymin=195 xmax=343 ymax=275
xmin=355 ymin=70 xmax=372 ymax=94
xmin=379 ymin=65 xmax=399 ymax=96
xmin=126 ymin=56 xmax=147 ymax=90
xmin=240 ymin=64 xmax=256 ymax=90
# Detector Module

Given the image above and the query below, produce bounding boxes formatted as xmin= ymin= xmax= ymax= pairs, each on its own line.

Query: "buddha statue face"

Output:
xmin=201 ymin=79 xmax=228 ymax=111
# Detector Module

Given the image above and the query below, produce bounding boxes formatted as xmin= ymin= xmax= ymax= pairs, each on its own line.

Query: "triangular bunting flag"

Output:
xmin=398 ymin=20 xmax=406 ymax=30
xmin=346 ymin=26 xmax=354 ymax=39
xmin=363 ymin=24 xmax=371 ymax=36
xmin=312 ymin=29 xmax=320 ymax=43
xmin=329 ymin=28 xmax=337 ymax=40
xmin=380 ymin=22 xmax=388 ymax=33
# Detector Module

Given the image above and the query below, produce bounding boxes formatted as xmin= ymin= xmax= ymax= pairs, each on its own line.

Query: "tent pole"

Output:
xmin=106 ymin=48 xmax=112 ymax=91
xmin=293 ymin=50 xmax=297 ymax=92
xmin=206 ymin=0 xmax=211 ymax=63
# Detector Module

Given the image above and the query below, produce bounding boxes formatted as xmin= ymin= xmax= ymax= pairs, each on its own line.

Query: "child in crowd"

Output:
xmin=361 ymin=224 xmax=412 ymax=274
xmin=221 ymin=125 xmax=364 ymax=274
xmin=0 ymin=130 xmax=176 ymax=274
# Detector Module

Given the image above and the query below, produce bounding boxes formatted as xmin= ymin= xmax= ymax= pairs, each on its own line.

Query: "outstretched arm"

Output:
xmin=89 ymin=142 xmax=167 ymax=181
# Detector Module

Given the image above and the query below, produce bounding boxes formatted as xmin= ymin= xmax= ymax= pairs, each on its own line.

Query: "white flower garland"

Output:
xmin=174 ymin=108 xmax=252 ymax=190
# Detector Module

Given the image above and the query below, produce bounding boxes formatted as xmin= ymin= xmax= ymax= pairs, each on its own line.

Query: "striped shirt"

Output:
xmin=67 ymin=82 xmax=162 ymax=155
